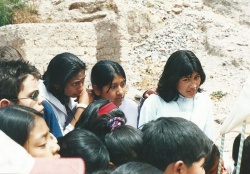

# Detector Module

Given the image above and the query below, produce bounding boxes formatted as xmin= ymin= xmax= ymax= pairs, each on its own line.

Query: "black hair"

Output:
xmin=157 ymin=50 xmax=206 ymax=102
xmin=111 ymin=161 xmax=162 ymax=174
xmin=91 ymin=60 xmax=126 ymax=96
xmin=232 ymin=133 xmax=250 ymax=174
xmin=58 ymin=129 xmax=110 ymax=174
xmin=204 ymin=143 xmax=220 ymax=174
xmin=75 ymin=99 xmax=127 ymax=141
xmin=141 ymin=117 xmax=212 ymax=171
xmin=105 ymin=125 xmax=143 ymax=166
xmin=0 ymin=60 xmax=40 ymax=103
xmin=43 ymin=52 xmax=86 ymax=105
xmin=0 ymin=105 xmax=43 ymax=146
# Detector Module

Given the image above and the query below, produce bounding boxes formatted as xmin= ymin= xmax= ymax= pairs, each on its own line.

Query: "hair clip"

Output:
xmin=98 ymin=102 xmax=117 ymax=116
xmin=107 ymin=117 xmax=125 ymax=131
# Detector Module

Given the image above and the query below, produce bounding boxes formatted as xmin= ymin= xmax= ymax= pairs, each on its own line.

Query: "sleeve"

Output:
xmin=63 ymin=123 xmax=75 ymax=136
xmin=138 ymin=94 xmax=158 ymax=128
xmin=42 ymin=101 xmax=63 ymax=138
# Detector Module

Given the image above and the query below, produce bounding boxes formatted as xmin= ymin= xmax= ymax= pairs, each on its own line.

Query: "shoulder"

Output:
xmin=123 ymin=98 xmax=138 ymax=106
xmin=145 ymin=94 xmax=164 ymax=103
xmin=120 ymin=98 xmax=138 ymax=111
xmin=195 ymin=92 xmax=211 ymax=101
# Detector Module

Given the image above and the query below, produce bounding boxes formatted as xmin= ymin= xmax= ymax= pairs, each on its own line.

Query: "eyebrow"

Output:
xmin=35 ymin=129 xmax=50 ymax=144
xmin=18 ymin=89 xmax=38 ymax=99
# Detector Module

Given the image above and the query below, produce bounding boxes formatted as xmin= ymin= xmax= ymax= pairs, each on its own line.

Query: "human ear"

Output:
xmin=92 ymin=85 xmax=101 ymax=96
xmin=0 ymin=99 xmax=11 ymax=108
xmin=173 ymin=161 xmax=187 ymax=174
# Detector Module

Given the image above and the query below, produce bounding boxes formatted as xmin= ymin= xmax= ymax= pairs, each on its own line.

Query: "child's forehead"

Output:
xmin=179 ymin=71 xmax=199 ymax=78
xmin=111 ymin=74 xmax=126 ymax=81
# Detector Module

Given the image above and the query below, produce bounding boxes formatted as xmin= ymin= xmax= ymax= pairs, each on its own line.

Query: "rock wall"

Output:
xmin=0 ymin=23 xmax=97 ymax=74
xmin=0 ymin=0 xmax=166 ymax=69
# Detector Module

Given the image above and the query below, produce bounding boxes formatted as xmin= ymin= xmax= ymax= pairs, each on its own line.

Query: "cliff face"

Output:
xmin=0 ymin=0 xmax=250 ymax=156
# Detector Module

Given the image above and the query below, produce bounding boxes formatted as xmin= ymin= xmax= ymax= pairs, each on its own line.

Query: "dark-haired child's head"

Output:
xmin=105 ymin=125 xmax=143 ymax=167
xmin=111 ymin=161 xmax=162 ymax=174
xmin=58 ymin=129 xmax=110 ymax=174
xmin=0 ymin=105 xmax=60 ymax=158
xmin=204 ymin=144 xmax=227 ymax=174
xmin=91 ymin=60 xmax=127 ymax=107
xmin=157 ymin=50 xmax=206 ymax=102
xmin=0 ymin=60 xmax=43 ymax=112
xmin=43 ymin=52 xmax=86 ymax=104
xmin=141 ymin=117 xmax=212 ymax=173
xmin=232 ymin=133 xmax=250 ymax=174
xmin=75 ymin=99 xmax=126 ymax=140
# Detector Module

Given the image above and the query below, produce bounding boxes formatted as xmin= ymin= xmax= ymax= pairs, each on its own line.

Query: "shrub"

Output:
xmin=0 ymin=0 xmax=37 ymax=27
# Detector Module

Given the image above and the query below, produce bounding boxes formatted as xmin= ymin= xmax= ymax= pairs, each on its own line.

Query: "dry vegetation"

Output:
xmin=0 ymin=0 xmax=40 ymax=26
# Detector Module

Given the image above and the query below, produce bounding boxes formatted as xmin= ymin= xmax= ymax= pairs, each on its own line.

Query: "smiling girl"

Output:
xmin=138 ymin=50 xmax=214 ymax=140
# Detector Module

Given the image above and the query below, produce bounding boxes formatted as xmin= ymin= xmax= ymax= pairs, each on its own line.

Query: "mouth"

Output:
xmin=116 ymin=97 xmax=124 ymax=101
xmin=188 ymin=90 xmax=196 ymax=95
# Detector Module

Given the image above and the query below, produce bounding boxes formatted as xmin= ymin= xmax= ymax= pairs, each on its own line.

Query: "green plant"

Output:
xmin=0 ymin=0 xmax=29 ymax=27
xmin=0 ymin=0 xmax=12 ymax=26
xmin=210 ymin=91 xmax=228 ymax=100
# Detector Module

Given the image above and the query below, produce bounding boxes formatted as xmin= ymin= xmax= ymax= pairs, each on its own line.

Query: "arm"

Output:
xmin=64 ymin=87 xmax=94 ymax=134
xmin=138 ymin=87 xmax=157 ymax=115
xmin=138 ymin=94 xmax=158 ymax=128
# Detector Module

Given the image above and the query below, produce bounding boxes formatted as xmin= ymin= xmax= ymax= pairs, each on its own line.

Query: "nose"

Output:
xmin=189 ymin=80 xmax=197 ymax=89
xmin=50 ymin=133 xmax=60 ymax=156
xmin=37 ymin=96 xmax=45 ymax=105
xmin=30 ymin=96 xmax=45 ymax=110
xmin=116 ymin=86 xmax=124 ymax=95
xmin=78 ymin=81 xmax=84 ymax=93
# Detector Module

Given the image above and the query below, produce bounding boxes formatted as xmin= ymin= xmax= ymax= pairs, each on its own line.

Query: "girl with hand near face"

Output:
xmin=90 ymin=60 xmax=139 ymax=128
xmin=0 ymin=105 xmax=60 ymax=158
xmin=39 ymin=52 xmax=94 ymax=135
xmin=138 ymin=50 xmax=215 ymax=140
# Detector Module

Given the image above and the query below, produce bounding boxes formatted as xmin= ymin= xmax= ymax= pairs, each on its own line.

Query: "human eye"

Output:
xmin=194 ymin=75 xmax=201 ymax=80
xmin=31 ymin=91 xmax=39 ymax=101
xmin=72 ymin=81 xmax=80 ymax=86
xmin=120 ymin=81 xmax=126 ymax=88
xmin=39 ymin=142 xmax=47 ymax=148
xmin=181 ymin=78 xmax=190 ymax=82
xmin=110 ymin=84 xmax=117 ymax=90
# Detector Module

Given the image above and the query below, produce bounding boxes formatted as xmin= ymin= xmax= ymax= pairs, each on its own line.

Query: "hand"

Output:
xmin=75 ymin=87 xmax=94 ymax=105
xmin=143 ymin=87 xmax=157 ymax=99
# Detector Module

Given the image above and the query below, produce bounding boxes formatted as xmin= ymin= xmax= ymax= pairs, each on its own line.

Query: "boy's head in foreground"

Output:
xmin=141 ymin=117 xmax=212 ymax=174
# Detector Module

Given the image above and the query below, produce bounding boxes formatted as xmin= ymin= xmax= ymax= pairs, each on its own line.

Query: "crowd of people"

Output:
xmin=0 ymin=45 xmax=248 ymax=174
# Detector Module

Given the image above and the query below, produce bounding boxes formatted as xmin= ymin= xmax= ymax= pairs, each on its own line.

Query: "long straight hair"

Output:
xmin=0 ymin=105 xmax=42 ymax=146
xmin=91 ymin=60 xmax=126 ymax=97
xmin=157 ymin=50 xmax=206 ymax=102
xmin=43 ymin=52 xmax=86 ymax=105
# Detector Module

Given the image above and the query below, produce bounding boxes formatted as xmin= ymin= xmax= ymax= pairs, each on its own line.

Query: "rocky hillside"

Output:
xmin=0 ymin=0 xmax=250 ymax=157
